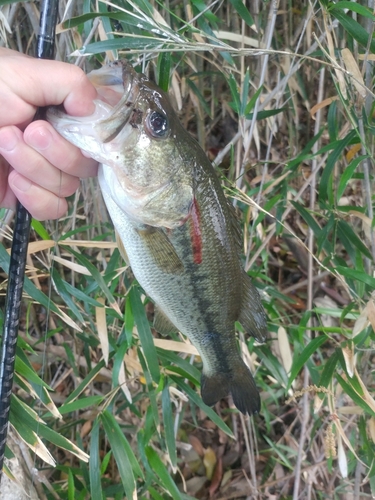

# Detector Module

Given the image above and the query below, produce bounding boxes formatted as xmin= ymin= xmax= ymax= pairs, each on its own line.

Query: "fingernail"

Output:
xmin=26 ymin=127 xmax=53 ymax=150
xmin=11 ymin=174 xmax=32 ymax=192
xmin=0 ymin=129 xmax=17 ymax=152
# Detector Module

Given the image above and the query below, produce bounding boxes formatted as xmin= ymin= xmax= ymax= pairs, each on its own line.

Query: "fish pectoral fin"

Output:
xmin=115 ymin=230 xmax=130 ymax=265
xmin=238 ymin=273 xmax=268 ymax=343
xmin=201 ymin=357 xmax=260 ymax=415
xmin=153 ymin=306 xmax=178 ymax=336
xmin=135 ymin=226 xmax=184 ymax=274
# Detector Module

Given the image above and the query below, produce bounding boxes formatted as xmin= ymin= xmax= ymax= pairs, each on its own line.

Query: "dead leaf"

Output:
xmin=203 ymin=447 xmax=217 ymax=480
xmin=209 ymin=456 xmax=223 ymax=498
xmin=341 ymin=48 xmax=366 ymax=98
xmin=96 ymin=298 xmax=109 ymax=365
xmin=310 ymin=96 xmax=339 ymax=118
xmin=189 ymin=435 xmax=204 ymax=458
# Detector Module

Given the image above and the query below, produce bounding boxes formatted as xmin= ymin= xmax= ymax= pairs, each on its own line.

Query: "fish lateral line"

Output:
xmin=189 ymin=197 xmax=202 ymax=265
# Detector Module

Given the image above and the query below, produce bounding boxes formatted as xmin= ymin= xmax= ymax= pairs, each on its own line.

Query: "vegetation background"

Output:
xmin=0 ymin=0 xmax=375 ymax=498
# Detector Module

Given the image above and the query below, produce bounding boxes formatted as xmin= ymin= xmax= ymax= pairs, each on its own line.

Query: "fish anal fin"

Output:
xmin=115 ymin=230 xmax=130 ymax=265
xmin=153 ymin=306 xmax=178 ymax=336
xmin=201 ymin=358 xmax=260 ymax=415
xmin=238 ymin=273 xmax=268 ymax=343
xmin=201 ymin=373 xmax=230 ymax=407
xmin=136 ymin=226 xmax=184 ymax=274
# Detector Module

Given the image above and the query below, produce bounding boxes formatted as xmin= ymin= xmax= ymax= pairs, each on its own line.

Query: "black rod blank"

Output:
xmin=0 ymin=0 xmax=59 ymax=480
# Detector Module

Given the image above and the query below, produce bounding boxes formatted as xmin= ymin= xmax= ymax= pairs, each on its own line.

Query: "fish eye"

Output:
xmin=146 ymin=111 xmax=169 ymax=139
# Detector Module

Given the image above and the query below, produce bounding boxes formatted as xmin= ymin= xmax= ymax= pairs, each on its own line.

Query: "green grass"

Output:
xmin=1 ymin=0 xmax=375 ymax=498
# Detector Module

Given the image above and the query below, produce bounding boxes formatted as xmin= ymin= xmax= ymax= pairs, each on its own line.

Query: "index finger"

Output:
xmin=0 ymin=48 xmax=97 ymax=127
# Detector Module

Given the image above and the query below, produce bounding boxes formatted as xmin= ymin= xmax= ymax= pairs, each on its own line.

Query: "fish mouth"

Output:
xmin=92 ymin=61 xmax=142 ymax=143
xmin=47 ymin=60 xmax=142 ymax=145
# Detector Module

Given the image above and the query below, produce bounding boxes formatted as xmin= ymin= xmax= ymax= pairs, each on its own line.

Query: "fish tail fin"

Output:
xmin=201 ymin=359 xmax=260 ymax=416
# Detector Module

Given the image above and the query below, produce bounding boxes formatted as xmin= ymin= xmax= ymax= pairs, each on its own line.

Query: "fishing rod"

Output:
xmin=0 ymin=0 xmax=59 ymax=481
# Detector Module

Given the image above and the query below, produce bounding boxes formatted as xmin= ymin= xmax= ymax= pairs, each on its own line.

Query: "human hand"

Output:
xmin=0 ymin=48 xmax=98 ymax=220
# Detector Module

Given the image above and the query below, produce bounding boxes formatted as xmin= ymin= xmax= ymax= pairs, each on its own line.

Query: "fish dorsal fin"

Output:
xmin=135 ymin=226 xmax=184 ymax=274
xmin=238 ymin=273 xmax=268 ymax=343
xmin=115 ymin=230 xmax=130 ymax=265
xmin=153 ymin=305 xmax=178 ymax=336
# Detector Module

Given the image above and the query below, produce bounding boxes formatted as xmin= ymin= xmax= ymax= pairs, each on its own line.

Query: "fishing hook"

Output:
xmin=0 ymin=0 xmax=59 ymax=481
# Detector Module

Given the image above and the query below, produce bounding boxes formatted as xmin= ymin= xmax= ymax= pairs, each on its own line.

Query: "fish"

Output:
xmin=47 ymin=60 xmax=268 ymax=415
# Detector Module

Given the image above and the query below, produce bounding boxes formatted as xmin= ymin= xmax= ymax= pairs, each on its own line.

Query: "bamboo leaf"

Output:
xmin=101 ymin=410 xmax=144 ymax=498
xmin=0 ymin=243 xmax=81 ymax=331
xmin=330 ymin=9 xmax=375 ymax=52
xmin=336 ymin=373 xmax=375 ymax=418
xmin=287 ymin=336 xmax=328 ymax=390
xmin=319 ymin=130 xmax=357 ymax=205
xmin=129 ymin=286 xmax=160 ymax=384
xmin=330 ymin=1 xmax=375 ymax=21
xmin=162 ymin=383 xmax=177 ymax=471
xmin=89 ymin=419 xmax=103 ymax=500
xmin=145 ymin=446 xmax=181 ymax=500
xmin=319 ymin=349 xmax=339 ymax=389
xmin=336 ymin=266 xmax=375 ymax=288
xmin=171 ymin=377 xmax=234 ymax=437
xmin=228 ymin=0 xmax=255 ymax=28
xmin=157 ymin=51 xmax=171 ymax=92
xmin=62 ymin=246 xmax=121 ymax=315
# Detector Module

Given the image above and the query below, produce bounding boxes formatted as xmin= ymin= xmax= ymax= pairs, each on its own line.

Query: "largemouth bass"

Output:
xmin=47 ymin=61 xmax=268 ymax=415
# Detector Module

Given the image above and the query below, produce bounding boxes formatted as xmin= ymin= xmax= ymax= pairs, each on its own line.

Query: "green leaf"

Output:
xmin=229 ymin=0 xmax=255 ymax=27
xmin=63 ymin=280 xmax=104 ymax=308
xmin=124 ymin=293 xmax=135 ymax=347
xmin=31 ymin=219 xmax=50 ymax=240
xmin=171 ymin=377 xmax=234 ymax=438
xmin=51 ymin=268 xmax=85 ymax=323
xmin=240 ymin=69 xmax=251 ymax=116
xmin=162 ymin=383 xmax=177 ymax=470
xmin=102 ymin=411 xmax=143 ymax=478
xmin=0 ymin=243 xmax=79 ymax=328
xmin=337 ymin=220 xmax=373 ymax=261
xmin=89 ymin=419 xmax=103 ymax=500
xmin=244 ymin=85 xmax=262 ymax=116
xmin=146 ymin=446 xmax=181 ymax=500
xmin=257 ymin=347 xmax=289 ymax=388
xmin=129 ymin=286 xmax=160 ymax=384
xmin=336 ymin=266 xmax=375 ymax=288
xmin=57 ymin=396 xmax=104 ymax=416
xmin=65 ymin=359 xmax=106 ymax=405
xmin=82 ymin=37 xmax=168 ymax=55
xmin=157 ymin=348 xmax=201 ymax=383
xmin=227 ymin=73 xmax=241 ymax=114
xmin=186 ymin=78 xmax=212 ymax=118
xmin=14 ymin=356 xmax=51 ymax=389
xmin=330 ymin=9 xmax=375 ymax=53
xmin=246 ymin=108 xmax=286 ymax=120
xmin=100 ymin=410 xmax=144 ymax=497
xmin=10 ymin=396 xmax=89 ymax=462
xmin=101 ymin=417 xmax=135 ymax=497
xmin=336 ymin=373 xmax=375 ymax=418
xmin=319 ymin=130 xmax=356 ymax=205
xmin=337 ymin=155 xmax=368 ymax=201
xmin=330 ymin=1 xmax=375 ymax=21
xmin=62 ymin=246 xmax=119 ymax=312
xmin=318 ymin=349 xmax=339 ymax=389
xmin=157 ymin=51 xmax=171 ymax=92
xmin=68 ymin=469 xmax=75 ymax=500
xmin=287 ymin=335 xmax=328 ymax=389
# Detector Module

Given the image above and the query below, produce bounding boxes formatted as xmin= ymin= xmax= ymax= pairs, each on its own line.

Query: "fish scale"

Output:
xmin=47 ymin=60 xmax=268 ymax=415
